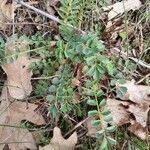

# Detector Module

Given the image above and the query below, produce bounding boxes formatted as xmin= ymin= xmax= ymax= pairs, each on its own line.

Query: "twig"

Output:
xmin=31 ymin=75 xmax=59 ymax=80
xmin=64 ymin=117 xmax=89 ymax=137
xmin=136 ymin=73 xmax=150 ymax=84
xmin=15 ymin=0 xmax=86 ymax=34
xmin=112 ymin=47 xmax=150 ymax=69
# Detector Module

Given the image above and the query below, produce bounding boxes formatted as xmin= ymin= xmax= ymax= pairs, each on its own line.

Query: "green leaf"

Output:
xmin=119 ymin=31 xmax=127 ymax=41
xmin=83 ymin=89 xmax=95 ymax=96
xmin=87 ymin=65 xmax=96 ymax=76
xmin=88 ymin=110 xmax=99 ymax=116
xmin=132 ymin=139 xmax=148 ymax=150
xmin=96 ymin=130 xmax=105 ymax=138
xmin=97 ymin=65 xmax=106 ymax=74
xmin=106 ymin=61 xmax=115 ymax=75
xmin=106 ymin=126 xmax=116 ymax=132
xmin=107 ymin=137 xmax=116 ymax=145
xmin=60 ymin=103 xmax=72 ymax=113
xmin=93 ymin=67 xmax=100 ymax=81
xmin=47 ymin=95 xmax=55 ymax=101
xmin=85 ymin=56 xmax=95 ymax=65
xmin=100 ymin=138 xmax=108 ymax=150
xmin=91 ymin=120 xmax=101 ymax=127
xmin=96 ymin=42 xmax=105 ymax=51
xmin=96 ymin=90 xmax=104 ymax=97
xmin=104 ymin=115 xmax=113 ymax=122
xmin=52 ymin=77 xmax=60 ymax=85
xmin=101 ymin=110 xmax=111 ymax=116
xmin=116 ymin=86 xmax=127 ymax=98
xmin=82 ymin=47 xmax=91 ymax=55
xmin=48 ymin=85 xmax=56 ymax=93
xmin=99 ymin=99 xmax=107 ymax=107
xmin=48 ymin=105 xmax=58 ymax=118
xmin=87 ymin=99 xmax=97 ymax=106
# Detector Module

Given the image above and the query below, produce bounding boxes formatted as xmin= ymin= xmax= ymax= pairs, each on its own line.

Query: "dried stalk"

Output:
xmin=15 ymin=0 xmax=86 ymax=34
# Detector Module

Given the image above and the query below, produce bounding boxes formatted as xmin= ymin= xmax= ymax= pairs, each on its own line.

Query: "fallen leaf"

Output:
xmin=39 ymin=127 xmax=77 ymax=150
xmin=106 ymin=98 xmax=149 ymax=140
xmin=118 ymin=80 xmax=150 ymax=104
xmin=0 ymin=0 xmax=15 ymax=29
xmin=84 ymin=100 xmax=130 ymax=138
xmin=72 ymin=92 xmax=80 ymax=104
xmin=128 ymin=122 xmax=147 ymax=140
xmin=2 ymin=36 xmax=34 ymax=99
xmin=85 ymin=117 xmax=102 ymax=137
xmin=104 ymin=0 xmax=142 ymax=20
xmin=127 ymin=103 xmax=149 ymax=127
xmin=104 ymin=0 xmax=142 ymax=29
xmin=83 ymin=80 xmax=150 ymax=140
xmin=0 ymin=86 xmax=45 ymax=150
xmin=106 ymin=98 xmax=130 ymax=126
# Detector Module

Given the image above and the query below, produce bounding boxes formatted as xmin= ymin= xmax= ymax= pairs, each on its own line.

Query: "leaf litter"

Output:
xmin=0 ymin=86 xmax=45 ymax=150
xmin=0 ymin=0 xmax=149 ymax=149
xmin=106 ymin=80 xmax=150 ymax=140
xmin=0 ymin=34 xmax=78 ymax=149
xmin=0 ymin=35 xmax=46 ymax=149
xmin=2 ymin=36 xmax=33 ymax=100
xmin=0 ymin=0 xmax=16 ymax=29
xmin=103 ymin=0 xmax=142 ymax=29
xmin=39 ymin=127 xmax=77 ymax=150
xmin=85 ymin=80 xmax=150 ymax=140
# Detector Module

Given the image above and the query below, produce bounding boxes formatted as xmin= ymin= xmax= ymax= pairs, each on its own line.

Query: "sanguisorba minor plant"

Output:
xmin=54 ymin=0 xmax=117 ymax=149
xmin=31 ymin=0 xmax=118 ymax=149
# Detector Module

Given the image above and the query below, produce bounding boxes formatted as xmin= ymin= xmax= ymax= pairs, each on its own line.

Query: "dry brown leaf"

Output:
xmin=106 ymin=98 xmax=130 ymax=126
xmin=106 ymin=98 xmax=149 ymax=140
xmin=85 ymin=117 xmax=102 ymax=137
xmin=0 ymin=0 xmax=15 ymax=29
xmin=85 ymin=100 xmax=130 ymax=137
xmin=0 ymin=86 xmax=45 ymax=150
xmin=72 ymin=92 xmax=80 ymax=104
xmin=39 ymin=127 xmax=77 ymax=150
xmin=118 ymin=80 xmax=150 ymax=104
xmin=104 ymin=0 xmax=142 ymax=29
xmin=2 ymin=36 xmax=34 ymax=99
xmin=128 ymin=122 xmax=147 ymax=140
xmin=127 ymin=103 xmax=149 ymax=127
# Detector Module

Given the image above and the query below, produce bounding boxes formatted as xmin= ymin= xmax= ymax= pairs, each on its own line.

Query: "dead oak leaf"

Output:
xmin=106 ymin=98 xmax=149 ymax=140
xmin=39 ymin=127 xmax=77 ymax=150
xmin=85 ymin=99 xmax=130 ymax=138
xmin=85 ymin=117 xmax=103 ymax=137
xmin=103 ymin=0 xmax=142 ymax=29
xmin=0 ymin=0 xmax=16 ymax=29
xmin=0 ymin=86 xmax=45 ymax=150
xmin=118 ymin=80 xmax=150 ymax=104
xmin=104 ymin=0 xmax=142 ymax=20
xmin=106 ymin=98 xmax=130 ymax=126
xmin=127 ymin=103 xmax=149 ymax=128
xmin=2 ymin=36 xmax=33 ymax=99
xmin=128 ymin=122 xmax=147 ymax=140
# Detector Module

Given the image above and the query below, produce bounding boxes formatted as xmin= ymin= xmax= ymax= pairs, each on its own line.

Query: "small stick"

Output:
xmin=64 ymin=117 xmax=89 ymax=137
xmin=112 ymin=47 xmax=150 ymax=69
xmin=136 ymin=73 xmax=150 ymax=84
xmin=15 ymin=0 xmax=86 ymax=34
